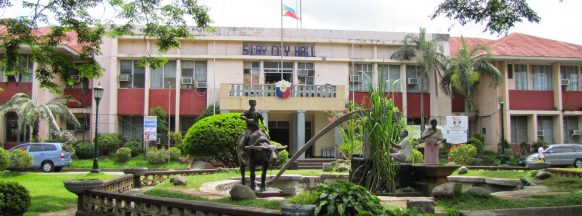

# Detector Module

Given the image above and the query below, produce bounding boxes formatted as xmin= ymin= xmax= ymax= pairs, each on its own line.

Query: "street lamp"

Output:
xmin=90 ymin=83 xmax=104 ymax=173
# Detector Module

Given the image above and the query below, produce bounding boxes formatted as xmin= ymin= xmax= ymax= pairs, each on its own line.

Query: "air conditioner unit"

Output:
xmin=407 ymin=78 xmax=419 ymax=85
xmin=349 ymin=75 xmax=360 ymax=82
xmin=118 ymin=74 xmax=130 ymax=82
xmin=298 ymin=69 xmax=309 ymax=76
xmin=572 ymin=130 xmax=582 ymax=136
xmin=181 ymin=77 xmax=193 ymax=85
xmin=561 ymin=79 xmax=570 ymax=86
xmin=537 ymin=130 xmax=545 ymax=137
xmin=71 ymin=75 xmax=81 ymax=83
xmin=196 ymin=81 xmax=207 ymax=89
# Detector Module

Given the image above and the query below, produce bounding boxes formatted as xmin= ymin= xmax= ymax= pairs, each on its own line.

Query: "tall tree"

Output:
xmin=440 ymin=37 xmax=501 ymax=131
xmin=0 ymin=93 xmax=80 ymax=140
xmin=392 ymin=28 xmax=447 ymax=130
xmin=0 ymin=0 xmax=211 ymax=93
xmin=432 ymin=0 xmax=541 ymax=35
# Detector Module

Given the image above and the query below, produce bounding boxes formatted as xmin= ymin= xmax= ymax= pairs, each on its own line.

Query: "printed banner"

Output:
xmin=144 ymin=116 xmax=157 ymax=142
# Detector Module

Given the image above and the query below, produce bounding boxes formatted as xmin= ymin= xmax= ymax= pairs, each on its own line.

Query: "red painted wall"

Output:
xmin=64 ymin=88 xmax=92 ymax=108
xmin=348 ymin=92 xmax=403 ymax=111
xmin=0 ymin=82 xmax=32 ymax=102
xmin=180 ymin=89 xmax=207 ymax=115
xmin=406 ymin=93 xmax=431 ymax=117
xmin=451 ymin=92 xmax=465 ymax=113
xmin=149 ymin=89 xmax=177 ymax=115
xmin=563 ymin=91 xmax=582 ymax=111
xmin=509 ymin=90 xmax=554 ymax=110
xmin=117 ymin=89 xmax=145 ymax=115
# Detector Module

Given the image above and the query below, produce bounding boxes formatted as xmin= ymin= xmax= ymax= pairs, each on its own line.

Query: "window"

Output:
xmin=43 ymin=144 xmax=57 ymax=151
xmin=510 ymin=116 xmax=528 ymax=144
xmin=264 ymin=61 xmax=293 ymax=84
xmin=379 ymin=64 xmax=401 ymax=92
xmin=507 ymin=64 xmax=513 ymax=79
xmin=5 ymin=112 xmax=29 ymax=142
xmin=349 ymin=63 xmax=372 ymax=92
xmin=561 ymin=66 xmax=579 ymax=91
xmin=243 ymin=61 xmax=260 ymax=85
xmin=119 ymin=60 xmax=145 ymax=88
xmin=564 ymin=116 xmax=580 ymax=144
xmin=406 ymin=65 xmax=428 ymax=92
xmin=195 ymin=61 xmax=207 ymax=82
xmin=298 ymin=62 xmax=315 ymax=85
xmin=180 ymin=116 xmax=197 ymax=135
xmin=537 ymin=116 xmax=554 ymax=144
xmin=151 ymin=60 xmax=177 ymax=89
xmin=29 ymin=145 xmax=43 ymax=152
xmin=120 ymin=116 xmax=144 ymax=141
xmin=531 ymin=65 xmax=552 ymax=90
xmin=66 ymin=115 xmax=90 ymax=131
xmin=514 ymin=64 xmax=527 ymax=90
xmin=0 ymin=54 xmax=33 ymax=83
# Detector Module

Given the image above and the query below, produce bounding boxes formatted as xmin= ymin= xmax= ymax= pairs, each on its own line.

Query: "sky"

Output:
xmin=197 ymin=0 xmax=582 ymax=45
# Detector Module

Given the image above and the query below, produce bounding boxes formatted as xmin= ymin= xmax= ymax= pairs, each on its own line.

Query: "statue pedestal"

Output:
xmin=255 ymin=187 xmax=283 ymax=198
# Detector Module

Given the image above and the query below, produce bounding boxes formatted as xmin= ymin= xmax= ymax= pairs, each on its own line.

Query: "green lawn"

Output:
xmin=451 ymin=169 xmax=582 ymax=192
xmin=451 ymin=169 xmax=529 ymax=179
xmin=558 ymin=168 xmax=582 ymax=172
xmin=144 ymin=189 xmax=282 ymax=210
xmin=0 ymin=172 xmax=119 ymax=216
xmin=437 ymin=192 xmax=582 ymax=212
xmin=70 ymin=154 xmax=187 ymax=169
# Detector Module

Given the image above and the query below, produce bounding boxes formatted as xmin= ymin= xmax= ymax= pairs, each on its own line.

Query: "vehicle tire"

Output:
xmin=53 ymin=166 xmax=63 ymax=172
xmin=574 ymin=159 xmax=582 ymax=168
xmin=41 ymin=161 xmax=54 ymax=172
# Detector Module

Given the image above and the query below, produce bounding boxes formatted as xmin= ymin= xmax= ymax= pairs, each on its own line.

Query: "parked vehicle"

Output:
xmin=525 ymin=144 xmax=582 ymax=168
xmin=9 ymin=143 xmax=72 ymax=172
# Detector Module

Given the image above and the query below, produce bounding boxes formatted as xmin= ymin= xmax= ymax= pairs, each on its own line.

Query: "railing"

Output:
xmin=228 ymin=84 xmax=337 ymax=98
xmin=99 ymin=174 xmax=134 ymax=193
xmin=80 ymin=190 xmax=282 ymax=216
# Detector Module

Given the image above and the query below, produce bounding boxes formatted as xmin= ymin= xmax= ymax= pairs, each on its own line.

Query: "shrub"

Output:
xmin=271 ymin=141 xmax=289 ymax=166
xmin=168 ymin=147 xmax=181 ymax=160
xmin=0 ymin=148 xmax=10 ymax=171
xmin=115 ymin=147 xmax=132 ymax=162
xmin=147 ymin=148 xmax=169 ymax=164
xmin=448 ymin=144 xmax=477 ymax=165
xmin=410 ymin=148 xmax=423 ymax=164
xmin=468 ymin=136 xmax=484 ymax=153
xmin=123 ymin=139 xmax=143 ymax=156
xmin=97 ymin=133 xmax=121 ymax=156
xmin=0 ymin=182 xmax=31 ymax=216
xmin=9 ymin=149 xmax=33 ymax=170
xmin=183 ymin=113 xmax=255 ymax=166
xmin=289 ymin=189 xmax=319 ymax=204
xmin=170 ymin=131 xmax=183 ymax=150
xmin=314 ymin=182 xmax=386 ymax=216
xmin=75 ymin=141 xmax=94 ymax=159
xmin=533 ymin=140 xmax=547 ymax=151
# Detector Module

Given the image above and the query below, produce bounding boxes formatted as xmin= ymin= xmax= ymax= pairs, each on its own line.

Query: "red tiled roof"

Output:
xmin=450 ymin=33 xmax=582 ymax=59
xmin=0 ymin=26 xmax=82 ymax=53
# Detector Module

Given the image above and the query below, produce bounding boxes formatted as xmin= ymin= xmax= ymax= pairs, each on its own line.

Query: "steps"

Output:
xmin=293 ymin=158 xmax=336 ymax=169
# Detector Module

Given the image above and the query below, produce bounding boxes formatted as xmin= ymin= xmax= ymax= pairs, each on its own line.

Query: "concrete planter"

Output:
xmin=281 ymin=202 xmax=316 ymax=216
xmin=526 ymin=162 xmax=550 ymax=169
xmin=64 ymin=179 xmax=104 ymax=195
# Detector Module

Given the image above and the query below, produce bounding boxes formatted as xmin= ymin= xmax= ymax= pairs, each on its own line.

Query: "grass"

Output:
xmin=436 ymin=192 xmax=582 ymax=211
xmin=451 ymin=169 xmax=582 ymax=192
xmin=144 ymin=188 xmax=282 ymax=210
xmin=451 ymin=169 xmax=529 ymax=179
xmin=70 ymin=154 xmax=187 ymax=169
xmin=558 ymin=168 xmax=582 ymax=172
xmin=0 ymin=172 xmax=119 ymax=216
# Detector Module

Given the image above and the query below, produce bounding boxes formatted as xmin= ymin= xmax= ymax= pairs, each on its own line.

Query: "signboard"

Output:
xmin=243 ymin=43 xmax=315 ymax=57
xmin=275 ymin=80 xmax=292 ymax=99
xmin=144 ymin=116 xmax=157 ymax=142
xmin=445 ymin=116 xmax=469 ymax=144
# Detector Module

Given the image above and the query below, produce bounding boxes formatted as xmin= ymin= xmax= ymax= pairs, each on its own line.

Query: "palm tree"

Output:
xmin=392 ymin=28 xmax=447 ymax=131
xmin=0 ymin=93 xmax=80 ymax=141
xmin=440 ymin=37 xmax=501 ymax=133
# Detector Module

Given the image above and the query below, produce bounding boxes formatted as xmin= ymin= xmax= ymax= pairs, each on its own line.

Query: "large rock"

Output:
xmin=466 ymin=187 xmax=491 ymax=196
xmin=229 ymin=184 xmax=256 ymax=200
xmin=406 ymin=198 xmax=434 ymax=214
xmin=170 ymin=175 xmax=188 ymax=186
xmin=536 ymin=171 xmax=552 ymax=180
xmin=458 ymin=166 xmax=469 ymax=174
xmin=322 ymin=163 xmax=333 ymax=172
xmin=432 ymin=182 xmax=461 ymax=198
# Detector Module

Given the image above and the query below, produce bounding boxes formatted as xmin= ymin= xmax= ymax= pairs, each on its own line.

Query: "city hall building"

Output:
xmin=1 ymin=27 xmax=581 ymax=157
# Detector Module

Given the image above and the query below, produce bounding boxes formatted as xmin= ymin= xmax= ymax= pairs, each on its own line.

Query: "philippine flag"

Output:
xmin=276 ymin=80 xmax=292 ymax=99
xmin=282 ymin=4 xmax=300 ymax=20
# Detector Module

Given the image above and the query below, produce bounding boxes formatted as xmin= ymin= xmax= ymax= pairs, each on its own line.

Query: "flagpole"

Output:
xmin=299 ymin=0 xmax=302 ymax=29
xmin=280 ymin=0 xmax=284 ymax=82
xmin=295 ymin=0 xmax=298 ymax=29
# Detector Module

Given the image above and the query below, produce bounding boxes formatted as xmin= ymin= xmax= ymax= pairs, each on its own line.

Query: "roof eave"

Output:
xmin=490 ymin=55 xmax=582 ymax=62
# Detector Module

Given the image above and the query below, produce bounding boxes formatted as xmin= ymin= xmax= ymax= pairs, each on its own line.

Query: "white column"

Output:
xmin=144 ymin=40 xmax=151 ymax=116
xmin=401 ymin=64 xmax=408 ymax=119
xmin=175 ymin=59 xmax=181 ymax=132
xmin=296 ymin=110 xmax=306 ymax=159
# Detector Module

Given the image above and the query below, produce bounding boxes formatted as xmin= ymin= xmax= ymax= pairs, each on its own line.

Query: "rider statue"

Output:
xmin=240 ymin=100 xmax=269 ymax=146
